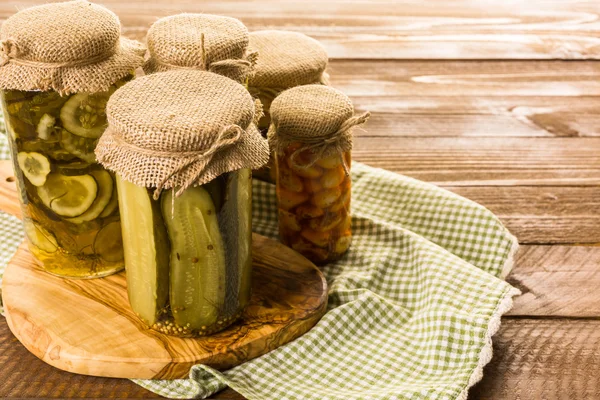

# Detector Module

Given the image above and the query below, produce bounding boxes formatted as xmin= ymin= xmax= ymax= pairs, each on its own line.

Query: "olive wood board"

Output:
xmin=0 ymin=161 xmax=328 ymax=379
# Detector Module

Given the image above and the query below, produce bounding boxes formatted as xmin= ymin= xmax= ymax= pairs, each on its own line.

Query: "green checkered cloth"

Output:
xmin=0 ymin=119 xmax=519 ymax=399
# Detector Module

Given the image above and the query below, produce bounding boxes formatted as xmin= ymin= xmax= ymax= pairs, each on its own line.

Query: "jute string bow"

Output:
xmin=275 ymin=111 xmax=371 ymax=177
xmin=112 ymin=124 xmax=244 ymax=199
xmin=0 ymin=38 xmax=117 ymax=68
xmin=152 ymin=33 xmax=258 ymax=79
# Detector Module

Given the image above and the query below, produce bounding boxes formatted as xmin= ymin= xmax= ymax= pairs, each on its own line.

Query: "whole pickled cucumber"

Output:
xmin=217 ymin=169 xmax=253 ymax=317
xmin=161 ymin=187 xmax=226 ymax=331
xmin=116 ymin=176 xmax=170 ymax=327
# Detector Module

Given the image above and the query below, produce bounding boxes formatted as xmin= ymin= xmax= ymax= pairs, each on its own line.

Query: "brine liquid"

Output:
xmin=1 ymin=84 xmax=127 ymax=278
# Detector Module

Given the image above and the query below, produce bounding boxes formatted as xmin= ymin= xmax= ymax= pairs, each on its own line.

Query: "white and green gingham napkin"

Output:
xmin=0 ymin=120 xmax=520 ymax=399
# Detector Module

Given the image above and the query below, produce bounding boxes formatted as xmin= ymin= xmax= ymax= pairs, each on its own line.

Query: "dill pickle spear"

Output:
xmin=162 ymin=187 xmax=226 ymax=331
xmin=117 ymin=176 xmax=170 ymax=326
xmin=218 ymin=169 xmax=253 ymax=316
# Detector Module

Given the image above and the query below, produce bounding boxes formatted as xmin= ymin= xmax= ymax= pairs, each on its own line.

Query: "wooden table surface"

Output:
xmin=1 ymin=0 xmax=600 ymax=398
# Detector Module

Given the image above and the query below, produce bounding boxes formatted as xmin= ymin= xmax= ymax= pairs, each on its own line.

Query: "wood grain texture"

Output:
xmin=0 ymin=0 xmax=597 ymax=398
xmin=1 ymin=233 xmax=327 ymax=379
xmin=330 ymin=60 xmax=600 ymax=97
xmin=508 ymin=245 xmax=600 ymax=318
xmin=0 ymin=318 xmax=161 ymax=398
xmin=447 ymin=186 xmax=600 ymax=244
xmin=1 ymin=235 xmax=327 ymax=379
xmin=0 ymin=163 xmax=327 ymax=380
xmin=2 ymin=0 xmax=600 ymax=60
xmin=469 ymin=319 xmax=600 ymax=400
xmin=353 ymin=137 xmax=600 ymax=186
xmin=352 ymin=96 xmax=600 ymax=138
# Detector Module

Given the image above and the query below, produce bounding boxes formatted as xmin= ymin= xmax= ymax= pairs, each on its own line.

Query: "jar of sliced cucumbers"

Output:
xmin=1 ymin=80 xmax=131 ymax=277
xmin=269 ymin=85 xmax=369 ymax=264
xmin=95 ymin=71 xmax=269 ymax=336
xmin=0 ymin=0 xmax=144 ymax=278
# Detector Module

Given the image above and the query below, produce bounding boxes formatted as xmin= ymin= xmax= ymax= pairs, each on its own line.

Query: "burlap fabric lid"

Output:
xmin=248 ymin=30 xmax=328 ymax=89
xmin=268 ymin=85 xmax=369 ymax=173
xmin=96 ymin=70 xmax=269 ymax=198
xmin=0 ymin=0 xmax=145 ymax=95
xmin=144 ymin=13 xmax=256 ymax=84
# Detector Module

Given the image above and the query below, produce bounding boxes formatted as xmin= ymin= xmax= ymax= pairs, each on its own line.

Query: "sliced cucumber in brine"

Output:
xmin=98 ymin=183 xmax=118 ymax=218
xmin=54 ymin=160 xmax=94 ymax=176
xmin=66 ymin=170 xmax=114 ymax=224
xmin=117 ymin=176 xmax=170 ymax=326
xmin=23 ymin=219 xmax=58 ymax=253
xmin=60 ymin=129 xmax=98 ymax=163
xmin=94 ymin=221 xmax=124 ymax=263
xmin=37 ymin=173 xmax=98 ymax=217
xmin=162 ymin=187 xmax=226 ymax=331
xmin=36 ymin=113 xmax=58 ymax=141
xmin=17 ymin=151 xmax=51 ymax=187
xmin=60 ymin=92 xmax=111 ymax=139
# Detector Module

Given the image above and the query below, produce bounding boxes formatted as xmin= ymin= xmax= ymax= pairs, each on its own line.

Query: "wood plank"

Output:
xmin=469 ymin=318 xmax=600 ymax=400
xmin=508 ymin=245 xmax=600 ymax=317
xmin=353 ymin=137 xmax=600 ymax=186
xmin=0 ymin=320 xmax=160 ymax=398
xmin=352 ymin=96 xmax=600 ymax=138
xmin=330 ymin=60 xmax=600 ymax=97
xmin=5 ymin=315 xmax=600 ymax=400
xmin=447 ymin=186 xmax=600 ymax=244
xmin=3 ymin=0 xmax=599 ymax=59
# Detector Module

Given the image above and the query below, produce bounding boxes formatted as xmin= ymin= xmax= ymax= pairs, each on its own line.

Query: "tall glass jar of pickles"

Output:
xmin=95 ymin=71 xmax=269 ymax=336
xmin=0 ymin=1 xmax=145 ymax=278
xmin=143 ymin=13 xmax=257 ymax=85
xmin=269 ymin=85 xmax=369 ymax=264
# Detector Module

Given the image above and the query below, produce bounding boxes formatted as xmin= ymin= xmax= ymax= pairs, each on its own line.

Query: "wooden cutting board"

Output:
xmin=0 ymin=160 xmax=328 ymax=379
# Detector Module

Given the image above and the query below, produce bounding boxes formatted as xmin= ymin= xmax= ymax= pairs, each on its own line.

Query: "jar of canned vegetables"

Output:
xmin=144 ymin=13 xmax=257 ymax=84
xmin=95 ymin=70 xmax=269 ymax=336
xmin=247 ymin=30 xmax=329 ymax=182
xmin=269 ymin=85 xmax=369 ymax=264
xmin=0 ymin=1 xmax=145 ymax=278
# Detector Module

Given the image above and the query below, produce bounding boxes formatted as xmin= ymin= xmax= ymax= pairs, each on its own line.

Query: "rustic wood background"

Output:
xmin=1 ymin=0 xmax=599 ymax=398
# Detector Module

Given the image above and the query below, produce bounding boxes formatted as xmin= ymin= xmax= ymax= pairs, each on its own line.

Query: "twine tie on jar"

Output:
xmin=0 ymin=38 xmax=118 ymax=68
xmin=112 ymin=124 xmax=244 ymax=199
xmin=288 ymin=111 xmax=370 ymax=177
xmin=152 ymin=32 xmax=258 ymax=78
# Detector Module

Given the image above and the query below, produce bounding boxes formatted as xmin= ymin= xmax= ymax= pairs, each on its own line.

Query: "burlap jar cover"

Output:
xmin=143 ymin=14 xmax=257 ymax=84
xmin=0 ymin=0 xmax=145 ymax=95
xmin=248 ymin=30 xmax=329 ymax=90
xmin=247 ymin=30 xmax=329 ymax=133
xmin=268 ymin=84 xmax=369 ymax=175
xmin=95 ymin=70 xmax=269 ymax=198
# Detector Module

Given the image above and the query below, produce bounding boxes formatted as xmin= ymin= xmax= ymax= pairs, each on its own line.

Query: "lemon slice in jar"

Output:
xmin=17 ymin=151 xmax=51 ymax=187
xmin=37 ymin=173 xmax=98 ymax=217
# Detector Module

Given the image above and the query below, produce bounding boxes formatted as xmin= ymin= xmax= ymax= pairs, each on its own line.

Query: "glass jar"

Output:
xmin=117 ymin=168 xmax=252 ymax=336
xmin=276 ymin=145 xmax=352 ymax=264
xmin=269 ymin=84 xmax=369 ymax=265
xmin=0 ymin=77 xmax=130 ymax=278
xmin=247 ymin=30 xmax=329 ymax=183
xmin=95 ymin=70 xmax=268 ymax=337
